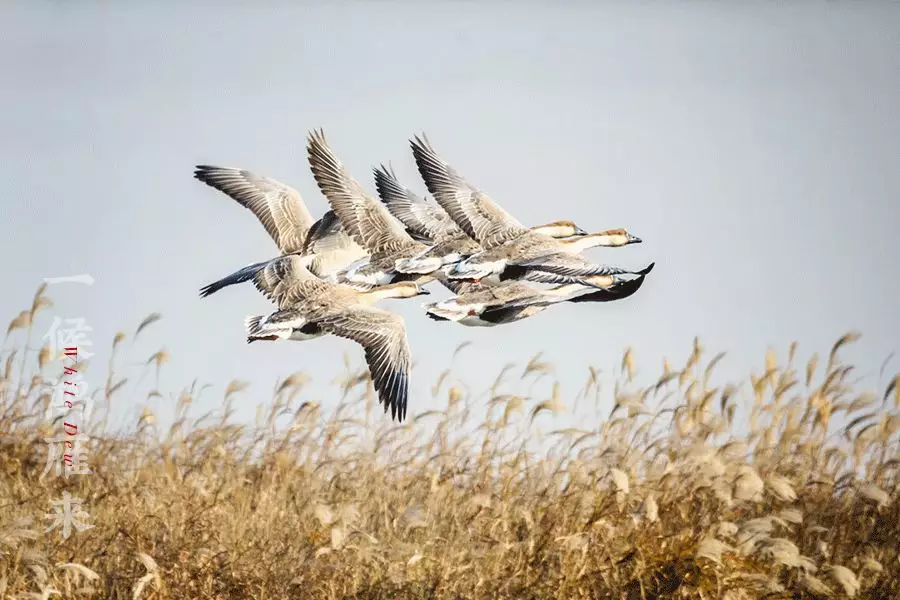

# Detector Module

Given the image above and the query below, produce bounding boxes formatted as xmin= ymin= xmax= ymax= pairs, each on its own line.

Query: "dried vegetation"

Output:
xmin=1 ymin=285 xmax=898 ymax=598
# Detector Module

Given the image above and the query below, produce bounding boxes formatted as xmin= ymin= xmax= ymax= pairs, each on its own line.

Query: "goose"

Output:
xmin=243 ymin=253 xmax=429 ymax=421
xmin=372 ymin=164 xmax=596 ymax=276
xmin=461 ymin=227 xmax=644 ymax=286
xmin=424 ymin=265 xmax=652 ymax=327
xmin=194 ymin=165 xmax=368 ymax=297
xmin=306 ymin=130 xmax=437 ymax=287
xmin=450 ymin=233 xmax=652 ymax=285
xmin=408 ymin=134 xmax=652 ymax=284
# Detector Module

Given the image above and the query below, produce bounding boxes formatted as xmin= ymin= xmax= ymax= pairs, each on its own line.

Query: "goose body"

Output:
xmin=243 ymin=254 xmax=429 ymax=421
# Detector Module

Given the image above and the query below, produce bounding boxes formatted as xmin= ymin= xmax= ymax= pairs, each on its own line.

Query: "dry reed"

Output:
xmin=0 ymin=285 xmax=898 ymax=599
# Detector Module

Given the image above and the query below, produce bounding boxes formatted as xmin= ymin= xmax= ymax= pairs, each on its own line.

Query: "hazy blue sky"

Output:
xmin=2 ymin=2 xmax=898 ymax=428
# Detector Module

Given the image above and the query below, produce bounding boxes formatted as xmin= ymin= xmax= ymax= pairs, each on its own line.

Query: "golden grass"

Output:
xmin=1 ymin=284 xmax=898 ymax=599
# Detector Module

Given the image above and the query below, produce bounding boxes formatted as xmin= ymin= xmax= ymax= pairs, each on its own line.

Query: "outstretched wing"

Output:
xmin=373 ymin=163 xmax=465 ymax=242
xmin=315 ymin=305 xmax=411 ymax=421
xmin=307 ymin=129 xmax=417 ymax=254
xmin=409 ymin=134 xmax=529 ymax=249
xmin=194 ymin=165 xmax=315 ymax=254
xmin=509 ymin=253 xmax=650 ymax=278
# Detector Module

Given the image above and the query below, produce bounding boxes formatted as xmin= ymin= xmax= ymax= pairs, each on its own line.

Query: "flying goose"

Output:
xmin=244 ymin=253 xmax=429 ymax=421
xmin=450 ymin=229 xmax=651 ymax=284
xmin=194 ymin=165 xmax=368 ymax=297
xmin=449 ymin=227 xmax=644 ymax=285
xmin=407 ymin=135 xmax=652 ymax=284
xmin=306 ymin=130 xmax=437 ymax=287
xmin=424 ymin=266 xmax=652 ymax=327
xmin=372 ymin=164 xmax=596 ymax=276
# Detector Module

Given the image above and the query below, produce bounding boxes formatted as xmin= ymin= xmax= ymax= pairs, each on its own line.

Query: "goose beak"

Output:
xmin=419 ymin=287 xmax=431 ymax=295
xmin=574 ymin=226 xmax=589 ymax=236
xmin=627 ymin=233 xmax=642 ymax=244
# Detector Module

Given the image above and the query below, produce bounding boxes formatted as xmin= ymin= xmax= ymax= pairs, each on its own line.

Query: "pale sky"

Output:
xmin=2 ymin=2 xmax=898 ymax=429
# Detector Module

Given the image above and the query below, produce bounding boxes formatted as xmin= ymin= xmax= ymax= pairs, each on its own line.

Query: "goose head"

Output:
xmin=590 ymin=228 xmax=642 ymax=247
xmin=530 ymin=219 xmax=588 ymax=239
xmin=559 ymin=228 xmax=642 ymax=252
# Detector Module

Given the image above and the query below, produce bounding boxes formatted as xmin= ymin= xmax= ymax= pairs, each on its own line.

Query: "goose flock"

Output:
xmin=194 ymin=130 xmax=654 ymax=422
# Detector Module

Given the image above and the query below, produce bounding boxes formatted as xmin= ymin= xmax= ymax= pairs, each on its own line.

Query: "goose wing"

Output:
xmin=301 ymin=209 xmax=369 ymax=276
xmin=410 ymin=134 xmax=529 ymax=249
xmin=315 ymin=306 xmax=411 ymax=421
xmin=508 ymin=269 xmax=616 ymax=288
xmin=194 ymin=165 xmax=315 ymax=254
xmin=508 ymin=253 xmax=651 ymax=279
xmin=252 ymin=254 xmax=330 ymax=307
xmin=307 ymin=130 xmax=418 ymax=255
xmin=373 ymin=163 xmax=465 ymax=241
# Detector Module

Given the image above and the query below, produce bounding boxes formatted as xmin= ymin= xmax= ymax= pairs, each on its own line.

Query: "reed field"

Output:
xmin=1 ymin=284 xmax=898 ymax=599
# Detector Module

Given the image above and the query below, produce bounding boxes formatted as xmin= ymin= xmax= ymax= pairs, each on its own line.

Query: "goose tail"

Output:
xmin=244 ymin=314 xmax=291 ymax=343
xmin=422 ymin=301 xmax=469 ymax=322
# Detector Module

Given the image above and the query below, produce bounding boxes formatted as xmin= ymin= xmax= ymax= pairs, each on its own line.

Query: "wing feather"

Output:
xmin=307 ymin=130 xmax=418 ymax=255
xmin=194 ymin=165 xmax=315 ymax=254
xmin=316 ymin=306 xmax=411 ymax=421
xmin=509 ymin=253 xmax=644 ymax=278
xmin=409 ymin=134 xmax=529 ymax=249
xmin=373 ymin=164 xmax=464 ymax=241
